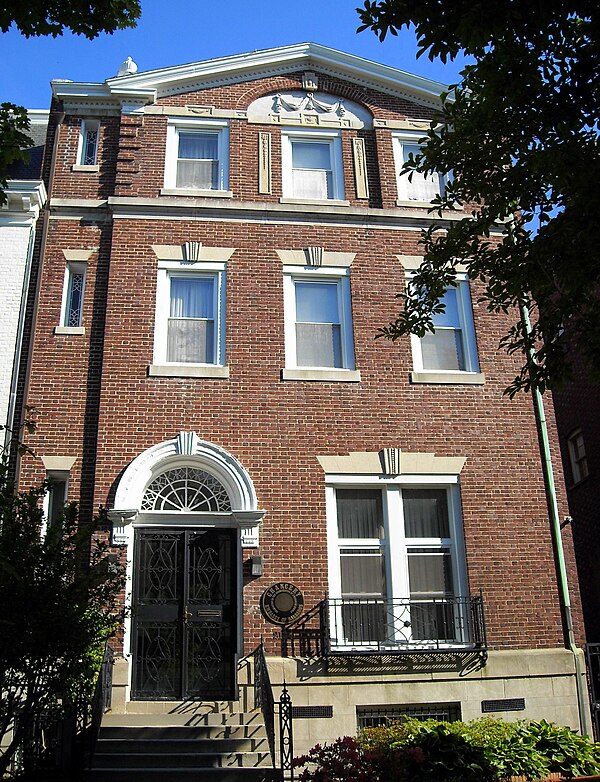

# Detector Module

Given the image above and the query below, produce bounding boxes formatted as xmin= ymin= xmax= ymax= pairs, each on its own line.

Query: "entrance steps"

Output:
xmin=85 ymin=701 xmax=282 ymax=782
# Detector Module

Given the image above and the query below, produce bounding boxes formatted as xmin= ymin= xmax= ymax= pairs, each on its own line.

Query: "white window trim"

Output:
xmin=73 ymin=119 xmax=100 ymax=171
xmin=281 ymin=128 xmax=345 ymax=203
xmin=325 ymin=477 xmax=469 ymax=652
xmin=282 ymin=265 xmax=359 ymax=381
xmin=56 ymin=262 xmax=86 ymax=335
xmin=163 ymin=119 xmax=230 ymax=195
xmin=42 ymin=470 xmax=70 ymax=536
xmin=392 ymin=130 xmax=446 ymax=206
xmin=150 ymin=258 xmax=227 ymax=378
xmin=408 ymin=273 xmax=483 ymax=383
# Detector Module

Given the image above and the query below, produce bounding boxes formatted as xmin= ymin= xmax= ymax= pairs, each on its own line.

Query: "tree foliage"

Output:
xmin=358 ymin=0 xmax=600 ymax=393
xmin=0 ymin=463 xmax=124 ymax=776
xmin=0 ymin=0 xmax=140 ymax=205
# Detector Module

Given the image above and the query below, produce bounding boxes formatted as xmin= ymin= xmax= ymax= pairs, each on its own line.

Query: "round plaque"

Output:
xmin=260 ymin=582 xmax=304 ymax=625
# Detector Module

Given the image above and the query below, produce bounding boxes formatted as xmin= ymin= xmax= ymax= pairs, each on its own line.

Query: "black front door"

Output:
xmin=132 ymin=527 xmax=236 ymax=700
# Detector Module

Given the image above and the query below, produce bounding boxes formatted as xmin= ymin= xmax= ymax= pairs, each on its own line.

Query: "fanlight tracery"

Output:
xmin=141 ymin=467 xmax=232 ymax=512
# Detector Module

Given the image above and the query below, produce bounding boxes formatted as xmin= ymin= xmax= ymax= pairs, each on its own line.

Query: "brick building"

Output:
xmin=18 ymin=44 xmax=591 ymax=751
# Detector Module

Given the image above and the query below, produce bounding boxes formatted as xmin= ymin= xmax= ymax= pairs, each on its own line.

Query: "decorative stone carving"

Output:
xmin=352 ymin=137 xmax=369 ymax=199
xmin=380 ymin=447 xmax=402 ymax=475
xmin=182 ymin=241 xmax=202 ymax=262
xmin=304 ymin=246 xmax=324 ymax=267
xmin=107 ymin=509 xmax=138 ymax=546
xmin=258 ymin=132 xmax=272 ymax=194
xmin=176 ymin=430 xmax=199 ymax=456
xmin=302 ymin=71 xmax=319 ymax=92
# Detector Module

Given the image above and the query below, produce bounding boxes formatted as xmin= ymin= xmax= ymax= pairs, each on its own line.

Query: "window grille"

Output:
xmin=141 ymin=467 xmax=232 ymax=512
xmin=357 ymin=702 xmax=461 ymax=729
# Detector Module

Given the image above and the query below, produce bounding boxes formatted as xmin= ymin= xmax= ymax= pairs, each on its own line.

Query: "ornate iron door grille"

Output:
xmin=132 ymin=528 xmax=236 ymax=700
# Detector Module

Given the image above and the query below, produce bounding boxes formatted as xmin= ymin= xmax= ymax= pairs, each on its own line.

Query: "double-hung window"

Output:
xmin=327 ymin=482 xmax=468 ymax=650
xmin=409 ymin=274 xmax=482 ymax=381
xmin=164 ymin=120 xmax=229 ymax=194
xmin=76 ymin=119 xmax=99 ymax=168
xmin=567 ymin=429 xmax=589 ymax=485
xmin=393 ymin=131 xmax=445 ymax=204
xmin=283 ymin=266 xmax=358 ymax=381
xmin=282 ymin=130 xmax=344 ymax=202
xmin=151 ymin=258 xmax=227 ymax=377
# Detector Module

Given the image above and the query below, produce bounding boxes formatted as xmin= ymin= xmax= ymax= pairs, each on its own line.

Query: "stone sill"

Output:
xmin=410 ymin=371 xmax=485 ymax=385
xmin=54 ymin=326 xmax=85 ymax=335
xmin=148 ymin=364 xmax=230 ymax=378
xmin=72 ymin=164 xmax=99 ymax=173
xmin=160 ymin=188 xmax=233 ymax=198
xmin=280 ymin=197 xmax=350 ymax=207
xmin=282 ymin=368 xmax=361 ymax=382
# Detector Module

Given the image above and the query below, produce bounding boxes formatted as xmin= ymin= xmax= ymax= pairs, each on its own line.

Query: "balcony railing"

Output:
xmin=282 ymin=594 xmax=486 ymax=658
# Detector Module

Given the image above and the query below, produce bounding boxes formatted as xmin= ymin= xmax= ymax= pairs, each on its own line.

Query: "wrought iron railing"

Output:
xmin=253 ymin=641 xmax=294 ymax=780
xmin=6 ymin=641 xmax=114 ymax=778
xmin=282 ymin=594 xmax=486 ymax=657
xmin=586 ymin=643 xmax=600 ymax=741
xmin=254 ymin=640 xmax=276 ymax=763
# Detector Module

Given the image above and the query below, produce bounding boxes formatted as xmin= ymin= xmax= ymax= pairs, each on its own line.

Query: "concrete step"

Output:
xmin=92 ymin=751 xmax=272 ymax=769
xmin=102 ymin=710 xmax=264 ymax=727
xmin=85 ymin=769 xmax=282 ymax=782
xmin=96 ymin=736 xmax=267 ymax=753
xmin=99 ymin=723 xmax=267 ymax=739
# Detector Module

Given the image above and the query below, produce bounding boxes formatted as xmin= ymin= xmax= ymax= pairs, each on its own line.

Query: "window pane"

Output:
xmin=408 ymin=549 xmax=453 ymax=597
xmin=66 ymin=271 xmax=85 ymax=327
xmin=337 ymin=489 xmax=383 ymax=538
xmin=178 ymin=134 xmax=218 ymax=161
xmin=341 ymin=549 xmax=386 ymax=595
xmin=296 ymin=323 xmax=342 ymax=367
xmin=421 ymin=329 xmax=465 ymax=371
xmin=167 ymin=319 xmax=214 ymax=363
xmin=49 ymin=480 xmax=67 ymax=525
xmin=291 ymin=170 xmax=332 ymax=199
xmin=170 ymin=277 xmax=214 ymax=319
xmin=82 ymin=128 xmax=98 ymax=165
xmin=402 ymin=143 xmax=441 ymax=201
xmin=292 ymin=141 xmax=331 ymax=170
xmin=296 ymin=282 xmax=339 ymax=323
xmin=342 ymin=602 xmax=387 ymax=643
xmin=432 ymin=288 xmax=460 ymax=328
xmin=403 ymin=489 xmax=450 ymax=538
xmin=176 ymin=160 xmax=218 ymax=189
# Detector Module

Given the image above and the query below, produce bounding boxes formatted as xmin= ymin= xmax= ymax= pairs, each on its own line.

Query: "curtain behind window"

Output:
xmin=168 ymin=277 xmax=215 ymax=363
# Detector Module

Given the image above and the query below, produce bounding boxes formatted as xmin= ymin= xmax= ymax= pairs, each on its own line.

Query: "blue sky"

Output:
xmin=0 ymin=0 xmax=468 ymax=109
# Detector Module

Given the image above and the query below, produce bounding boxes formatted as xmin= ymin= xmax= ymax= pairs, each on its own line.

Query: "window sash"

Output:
xmin=64 ymin=267 xmax=86 ymax=327
xmin=166 ymin=276 xmax=216 ymax=364
xmin=332 ymin=487 xmax=461 ymax=645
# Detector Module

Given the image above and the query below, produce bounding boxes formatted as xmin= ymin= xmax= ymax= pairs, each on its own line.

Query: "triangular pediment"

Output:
xmin=52 ymin=42 xmax=447 ymax=112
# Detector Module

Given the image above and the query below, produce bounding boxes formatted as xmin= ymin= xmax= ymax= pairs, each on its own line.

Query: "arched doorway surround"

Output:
xmin=108 ymin=432 xmax=264 ymax=701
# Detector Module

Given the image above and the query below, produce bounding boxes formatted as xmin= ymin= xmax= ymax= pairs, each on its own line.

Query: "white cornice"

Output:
xmin=2 ymin=180 xmax=47 ymax=217
xmin=52 ymin=43 xmax=447 ymax=111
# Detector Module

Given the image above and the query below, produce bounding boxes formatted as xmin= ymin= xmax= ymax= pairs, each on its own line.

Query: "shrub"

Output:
xmin=515 ymin=719 xmax=600 ymax=778
xmin=293 ymin=736 xmax=381 ymax=782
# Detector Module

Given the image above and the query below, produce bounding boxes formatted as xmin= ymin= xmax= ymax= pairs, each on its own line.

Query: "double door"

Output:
xmin=132 ymin=527 xmax=236 ymax=700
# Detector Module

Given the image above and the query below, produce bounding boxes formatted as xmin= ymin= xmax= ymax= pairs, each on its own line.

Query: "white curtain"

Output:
xmin=295 ymin=281 xmax=342 ymax=366
xmin=177 ymin=133 xmax=218 ymax=189
xmin=403 ymin=143 xmax=441 ymax=202
xmin=168 ymin=277 xmax=215 ymax=363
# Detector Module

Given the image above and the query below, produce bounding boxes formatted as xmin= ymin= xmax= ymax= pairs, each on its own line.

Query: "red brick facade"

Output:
xmin=18 ymin=46 xmax=587 ymax=727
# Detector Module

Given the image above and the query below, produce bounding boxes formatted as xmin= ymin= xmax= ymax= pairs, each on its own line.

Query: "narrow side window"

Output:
xmin=61 ymin=263 xmax=87 ymax=328
xmin=77 ymin=120 xmax=100 ymax=166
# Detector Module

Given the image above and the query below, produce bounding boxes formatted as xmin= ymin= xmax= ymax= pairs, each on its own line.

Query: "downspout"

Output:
xmin=519 ymin=300 xmax=591 ymax=736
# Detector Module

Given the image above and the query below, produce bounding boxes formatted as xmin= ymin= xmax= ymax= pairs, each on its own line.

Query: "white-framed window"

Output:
xmin=60 ymin=263 xmax=86 ymax=328
xmin=42 ymin=471 xmax=69 ymax=535
xmin=393 ymin=131 xmax=445 ymax=204
xmin=164 ymin=119 xmax=229 ymax=193
xmin=153 ymin=260 xmax=226 ymax=368
xmin=283 ymin=267 xmax=355 ymax=371
xmin=409 ymin=275 xmax=480 ymax=375
xmin=326 ymin=478 xmax=468 ymax=650
xmin=77 ymin=119 xmax=100 ymax=166
xmin=281 ymin=129 xmax=344 ymax=201
xmin=567 ymin=429 xmax=589 ymax=484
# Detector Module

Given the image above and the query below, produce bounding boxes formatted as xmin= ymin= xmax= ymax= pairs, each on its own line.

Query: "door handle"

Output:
xmin=183 ymin=608 xmax=192 ymax=623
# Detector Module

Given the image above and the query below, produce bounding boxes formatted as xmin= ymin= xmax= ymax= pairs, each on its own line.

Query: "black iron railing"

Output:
xmin=282 ymin=594 xmax=486 ymax=657
xmin=253 ymin=641 xmax=294 ymax=780
xmin=7 ymin=641 xmax=114 ymax=778
xmin=254 ymin=640 xmax=276 ymax=763
xmin=586 ymin=643 xmax=600 ymax=741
